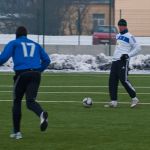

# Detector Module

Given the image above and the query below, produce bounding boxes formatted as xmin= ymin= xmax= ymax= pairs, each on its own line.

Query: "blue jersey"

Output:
xmin=0 ymin=36 xmax=50 ymax=72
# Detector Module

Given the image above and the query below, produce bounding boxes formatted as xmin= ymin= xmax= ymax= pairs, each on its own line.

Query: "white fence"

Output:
xmin=0 ymin=34 xmax=150 ymax=45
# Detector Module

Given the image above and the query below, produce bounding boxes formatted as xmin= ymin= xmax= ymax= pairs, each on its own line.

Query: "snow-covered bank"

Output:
xmin=49 ymin=53 xmax=150 ymax=71
xmin=1 ymin=53 xmax=150 ymax=74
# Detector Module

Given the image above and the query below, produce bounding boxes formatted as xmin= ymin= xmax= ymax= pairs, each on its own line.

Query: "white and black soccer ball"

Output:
xmin=82 ymin=97 xmax=93 ymax=107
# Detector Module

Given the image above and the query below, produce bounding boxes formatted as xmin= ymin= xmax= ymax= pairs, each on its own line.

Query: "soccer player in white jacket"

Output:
xmin=108 ymin=19 xmax=141 ymax=108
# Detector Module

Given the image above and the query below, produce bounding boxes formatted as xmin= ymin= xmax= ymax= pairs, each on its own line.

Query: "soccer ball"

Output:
xmin=82 ymin=97 xmax=93 ymax=107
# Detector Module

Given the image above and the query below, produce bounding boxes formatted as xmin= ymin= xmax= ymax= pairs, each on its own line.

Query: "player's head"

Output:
xmin=118 ymin=19 xmax=127 ymax=32
xmin=118 ymin=19 xmax=127 ymax=26
xmin=16 ymin=26 xmax=27 ymax=38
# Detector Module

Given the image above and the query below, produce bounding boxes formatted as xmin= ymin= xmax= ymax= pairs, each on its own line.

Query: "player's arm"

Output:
xmin=39 ymin=46 xmax=51 ymax=72
xmin=128 ymin=36 xmax=141 ymax=57
xmin=120 ymin=36 xmax=141 ymax=61
xmin=0 ymin=41 xmax=14 ymax=65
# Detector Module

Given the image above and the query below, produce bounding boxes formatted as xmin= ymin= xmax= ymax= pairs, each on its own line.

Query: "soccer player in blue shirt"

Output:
xmin=0 ymin=26 xmax=50 ymax=139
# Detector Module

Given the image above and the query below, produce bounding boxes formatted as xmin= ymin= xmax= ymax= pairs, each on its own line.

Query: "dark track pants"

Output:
xmin=109 ymin=60 xmax=136 ymax=101
xmin=13 ymin=71 xmax=43 ymax=133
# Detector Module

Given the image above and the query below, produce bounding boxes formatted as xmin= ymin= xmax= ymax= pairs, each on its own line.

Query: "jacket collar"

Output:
xmin=120 ymin=29 xmax=128 ymax=35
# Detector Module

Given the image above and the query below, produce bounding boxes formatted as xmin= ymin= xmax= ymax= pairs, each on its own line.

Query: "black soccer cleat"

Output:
xmin=40 ymin=111 xmax=48 ymax=131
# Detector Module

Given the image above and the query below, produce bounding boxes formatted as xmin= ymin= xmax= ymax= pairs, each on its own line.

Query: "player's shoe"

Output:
xmin=104 ymin=100 xmax=118 ymax=108
xmin=10 ymin=132 xmax=22 ymax=140
xmin=40 ymin=111 xmax=48 ymax=131
xmin=131 ymin=97 xmax=139 ymax=108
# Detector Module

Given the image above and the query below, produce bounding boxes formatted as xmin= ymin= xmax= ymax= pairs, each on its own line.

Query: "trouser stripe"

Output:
xmin=125 ymin=60 xmax=135 ymax=92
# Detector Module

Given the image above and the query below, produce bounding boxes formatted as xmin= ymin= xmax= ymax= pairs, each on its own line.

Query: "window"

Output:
xmin=93 ymin=14 xmax=105 ymax=29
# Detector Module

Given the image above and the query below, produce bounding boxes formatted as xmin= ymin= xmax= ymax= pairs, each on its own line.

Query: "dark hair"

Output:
xmin=118 ymin=19 xmax=127 ymax=26
xmin=16 ymin=26 xmax=27 ymax=38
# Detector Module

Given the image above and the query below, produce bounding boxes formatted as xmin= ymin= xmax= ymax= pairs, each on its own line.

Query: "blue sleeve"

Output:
xmin=0 ymin=41 xmax=15 ymax=65
xmin=39 ymin=46 xmax=51 ymax=72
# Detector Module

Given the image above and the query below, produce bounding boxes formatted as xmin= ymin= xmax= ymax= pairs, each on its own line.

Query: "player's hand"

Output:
xmin=120 ymin=54 xmax=129 ymax=61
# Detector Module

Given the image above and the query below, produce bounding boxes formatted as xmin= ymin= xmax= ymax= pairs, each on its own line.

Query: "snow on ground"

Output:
xmin=0 ymin=53 xmax=149 ymax=74
xmin=0 ymin=34 xmax=149 ymax=73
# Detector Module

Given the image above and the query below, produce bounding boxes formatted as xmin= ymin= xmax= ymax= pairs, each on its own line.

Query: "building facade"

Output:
xmin=62 ymin=0 xmax=114 ymax=35
xmin=115 ymin=0 xmax=150 ymax=36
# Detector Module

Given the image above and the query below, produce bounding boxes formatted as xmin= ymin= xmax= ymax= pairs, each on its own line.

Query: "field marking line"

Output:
xmin=0 ymin=85 xmax=149 ymax=89
xmin=0 ymin=91 xmax=149 ymax=94
xmin=0 ymin=99 xmax=150 ymax=105
xmin=0 ymin=73 xmax=149 ymax=78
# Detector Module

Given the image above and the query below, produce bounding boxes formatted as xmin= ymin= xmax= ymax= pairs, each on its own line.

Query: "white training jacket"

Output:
xmin=113 ymin=32 xmax=141 ymax=61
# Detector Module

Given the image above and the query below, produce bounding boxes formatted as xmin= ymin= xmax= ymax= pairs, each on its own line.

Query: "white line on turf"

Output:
xmin=0 ymin=85 xmax=149 ymax=88
xmin=0 ymin=91 xmax=149 ymax=94
xmin=0 ymin=99 xmax=150 ymax=105
xmin=0 ymin=73 xmax=149 ymax=78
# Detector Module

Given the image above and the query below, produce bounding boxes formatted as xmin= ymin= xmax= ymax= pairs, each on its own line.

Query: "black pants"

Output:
xmin=13 ymin=70 xmax=43 ymax=133
xmin=109 ymin=60 xmax=136 ymax=101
